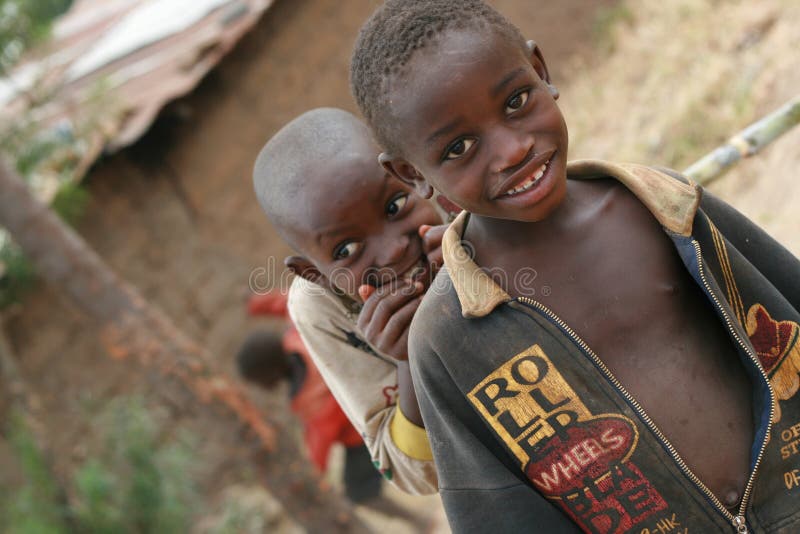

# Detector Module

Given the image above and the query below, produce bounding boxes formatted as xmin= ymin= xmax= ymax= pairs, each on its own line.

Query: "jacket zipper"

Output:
xmin=517 ymin=239 xmax=774 ymax=533
xmin=690 ymin=239 xmax=774 ymax=533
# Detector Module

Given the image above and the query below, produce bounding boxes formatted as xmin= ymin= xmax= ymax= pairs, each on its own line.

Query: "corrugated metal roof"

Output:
xmin=1 ymin=0 xmax=274 ymax=193
xmin=0 ymin=0 xmax=275 ymax=276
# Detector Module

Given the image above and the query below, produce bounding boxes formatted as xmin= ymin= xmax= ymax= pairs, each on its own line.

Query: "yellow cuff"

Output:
xmin=390 ymin=407 xmax=433 ymax=461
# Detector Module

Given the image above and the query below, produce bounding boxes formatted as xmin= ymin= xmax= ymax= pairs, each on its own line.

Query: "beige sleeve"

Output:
xmin=287 ymin=278 xmax=438 ymax=495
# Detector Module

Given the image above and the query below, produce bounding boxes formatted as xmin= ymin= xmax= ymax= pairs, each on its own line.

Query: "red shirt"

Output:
xmin=248 ymin=293 xmax=362 ymax=470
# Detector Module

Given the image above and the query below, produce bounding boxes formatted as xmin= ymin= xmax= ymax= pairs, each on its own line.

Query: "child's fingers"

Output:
xmin=369 ymin=295 xmax=423 ymax=361
xmin=358 ymin=284 xmax=376 ymax=302
xmin=418 ymin=224 xmax=432 ymax=238
xmin=380 ymin=296 xmax=423 ymax=353
xmin=359 ymin=277 xmax=413 ymax=307
xmin=359 ymin=279 xmax=409 ymax=323
xmin=421 ymin=224 xmax=447 ymax=254
xmin=367 ymin=283 xmax=421 ymax=330
xmin=358 ymin=282 xmax=423 ymax=342
xmin=390 ymin=329 xmax=412 ymax=362
xmin=358 ymin=282 xmax=422 ymax=337
xmin=427 ymin=247 xmax=444 ymax=271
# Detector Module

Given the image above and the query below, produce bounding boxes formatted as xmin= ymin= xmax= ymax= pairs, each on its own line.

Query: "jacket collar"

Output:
xmin=442 ymin=159 xmax=702 ymax=318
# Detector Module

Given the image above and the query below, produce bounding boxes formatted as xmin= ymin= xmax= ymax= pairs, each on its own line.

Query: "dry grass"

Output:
xmin=563 ymin=0 xmax=800 ymax=254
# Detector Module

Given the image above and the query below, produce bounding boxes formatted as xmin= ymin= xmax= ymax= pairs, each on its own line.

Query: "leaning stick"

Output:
xmin=684 ymin=95 xmax=800 ymax=185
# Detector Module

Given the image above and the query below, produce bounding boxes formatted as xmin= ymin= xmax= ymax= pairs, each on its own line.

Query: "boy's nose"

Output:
xmin=376 ymin=233 xmax=410 ymax=267
xmin=491 ymin=127 xmax=535 ymax=174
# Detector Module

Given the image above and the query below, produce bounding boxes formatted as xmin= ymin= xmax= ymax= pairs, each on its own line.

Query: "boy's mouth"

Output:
xmin=503 ymin=160 xmax=549 ymax=196
xmin=399 ymin=257 xmax=428 ymax=283
xmin=368 ymin=256 xmax=430 ymax=290
xmin=491 ymin=149 xmax=555 ymax=199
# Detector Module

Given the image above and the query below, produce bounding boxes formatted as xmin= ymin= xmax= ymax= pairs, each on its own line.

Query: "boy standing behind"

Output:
xmin=252 ymin=107 xmax=444 ymax=494
xmin=351 ymin=1 xmax=800 ymax=532
xmin=239 ymin=292 xmax=369 ymax=480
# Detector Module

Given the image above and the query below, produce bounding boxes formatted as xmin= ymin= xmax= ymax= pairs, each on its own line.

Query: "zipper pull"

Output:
xmin=732 ymin=515 xmax=748 ymax=533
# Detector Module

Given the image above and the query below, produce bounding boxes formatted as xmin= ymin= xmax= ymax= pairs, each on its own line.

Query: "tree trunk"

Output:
xmin=0 ymin=157 xmax=370 ymax=533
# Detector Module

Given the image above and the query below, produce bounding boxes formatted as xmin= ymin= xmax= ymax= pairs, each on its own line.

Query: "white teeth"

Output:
xmin=504 ymin=160 xmax=549 ymax=196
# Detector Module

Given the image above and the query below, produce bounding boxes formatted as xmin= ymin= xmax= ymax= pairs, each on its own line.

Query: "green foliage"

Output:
xmin=0 ymin=0 xmax=112 ymax=309
xmin=0 ymin=241 xmax=36 ymax=308
xmin=72 ymin=397 xmax=197 ymax=533
xmin=0 ymin=0 xmax=73 ymax=74
xmin=1 ymin=411 xmax=68 ymax=534
xmin=73 ymin=461 xmax=120 ymax=533
xmin=51 ymin=181 xmax=89 ymax=226
xmin=1 ymin=0 xmax=76 ymax=308
xmin=13 ymin=132 xmax=63 ymax=178
xmin=1 ymin=398 xmax=198 ymax=534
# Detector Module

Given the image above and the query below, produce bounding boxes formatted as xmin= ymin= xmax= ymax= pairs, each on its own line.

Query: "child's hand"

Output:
xmin=357 ymin=281 xmax=424 ymax=361
xmin=420 ymin=224 xmax=447 ymax=275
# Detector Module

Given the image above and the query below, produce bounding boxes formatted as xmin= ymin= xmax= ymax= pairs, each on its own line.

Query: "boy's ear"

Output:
xmin=379 ymin=152 xmax=434 ymax=199
xmin=526 ymin=40 xmax=558 ymax=99
xmin=284 ymin=256 xmax=326 ymax=285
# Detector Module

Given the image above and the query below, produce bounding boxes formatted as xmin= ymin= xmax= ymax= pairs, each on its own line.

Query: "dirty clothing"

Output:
xmin=410 ymin=160 xmax=800 ymax=532
xmin=288 ymin=277 xmax=438 ymax=494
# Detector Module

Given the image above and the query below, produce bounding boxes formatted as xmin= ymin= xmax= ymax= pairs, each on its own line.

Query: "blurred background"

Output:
xmin=0 ymin=0 xmax=798 ymax=532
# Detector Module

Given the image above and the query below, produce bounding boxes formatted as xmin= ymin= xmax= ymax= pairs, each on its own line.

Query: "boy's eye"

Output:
xmin=333 ymin=241 xmax=362 ymax=260
xmin=505 ymin=90 xmax=529 ymax=114
xmin=386 ymin=193 xmax=409 ymax=217
xmin=443 ymin=138 xmax=476 ymax=161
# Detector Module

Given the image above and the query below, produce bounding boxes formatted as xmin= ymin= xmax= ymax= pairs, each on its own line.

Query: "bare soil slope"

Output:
xmin=565 ymin=0 xmax=800 ymax=255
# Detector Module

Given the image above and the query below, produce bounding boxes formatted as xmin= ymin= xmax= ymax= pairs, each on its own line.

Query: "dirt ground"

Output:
xmin=1 ymin=0 xmax=617 ymax=531
xmin=562 ymin=0 xmax=800 ymax=257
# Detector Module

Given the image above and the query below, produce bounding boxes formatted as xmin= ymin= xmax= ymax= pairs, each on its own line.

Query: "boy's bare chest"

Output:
xmin=494 ymin=184 xmax=754 ymax=508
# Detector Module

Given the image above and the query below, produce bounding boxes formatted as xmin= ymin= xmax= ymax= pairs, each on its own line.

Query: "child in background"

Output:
xmin=350 ymin=0 xmax=800 ymax=532
xmin=240 ymin=293 xmax=368 ymax=481
xmin=238 ymin=292 xmax=428 ymax=525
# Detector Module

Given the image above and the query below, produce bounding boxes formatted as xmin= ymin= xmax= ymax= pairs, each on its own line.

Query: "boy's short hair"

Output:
xmin=253 ymin=107 xmax=371 ymax=247
xmin=350 ymin=0 xmax=526 ymax=156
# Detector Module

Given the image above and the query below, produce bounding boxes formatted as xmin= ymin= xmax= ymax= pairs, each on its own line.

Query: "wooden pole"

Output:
xmin=684 ymin=95 xmax=800 ymax=185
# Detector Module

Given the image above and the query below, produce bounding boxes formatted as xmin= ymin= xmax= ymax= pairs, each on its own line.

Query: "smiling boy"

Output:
xmin=253 ymin=107 xmax=444 ymax=494
xmin=351 ymin=1 xmax=800 ymax=532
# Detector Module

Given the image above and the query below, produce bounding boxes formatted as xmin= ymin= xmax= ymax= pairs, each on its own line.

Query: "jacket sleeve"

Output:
xmin=409 ymin=317 xmax=581 ymax=532
xmin=287 ymin=279 xmax=438 ymax=495
xmin=699 ymin=189 xmax=800 ymax=312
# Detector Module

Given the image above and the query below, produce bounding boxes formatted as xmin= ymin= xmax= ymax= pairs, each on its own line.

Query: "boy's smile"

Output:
xmin=490 ymin=147 xmax=556 ymax=203
xmin=385 ymin=28 xmax=569 ymax=222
